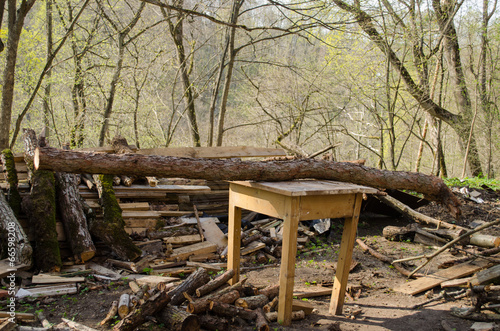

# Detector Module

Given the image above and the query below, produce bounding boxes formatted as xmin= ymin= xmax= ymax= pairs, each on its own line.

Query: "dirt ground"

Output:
xmin=8 ymin=186 xmax=500 ymax=331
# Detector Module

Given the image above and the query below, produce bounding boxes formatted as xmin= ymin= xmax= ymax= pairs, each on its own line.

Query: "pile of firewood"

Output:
xmin=105 ymin=267 xmax=311 ymax=331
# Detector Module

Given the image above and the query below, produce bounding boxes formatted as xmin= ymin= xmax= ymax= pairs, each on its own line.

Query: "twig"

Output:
xmin=410 ymin=289 xmax=466 ymax=309
xmin=192 ymin=205 xmax=205 ymax=242
xmin=403 ymin=218 xmax=500 ymax=278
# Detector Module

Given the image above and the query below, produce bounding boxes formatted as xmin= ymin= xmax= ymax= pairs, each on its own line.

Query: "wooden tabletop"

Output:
xmin=230 ymin=180 xmax=378 ymax=197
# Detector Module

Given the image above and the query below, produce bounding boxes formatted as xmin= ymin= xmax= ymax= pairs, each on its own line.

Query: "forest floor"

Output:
xmin=13 ymin=186 xmax=500 ymax=331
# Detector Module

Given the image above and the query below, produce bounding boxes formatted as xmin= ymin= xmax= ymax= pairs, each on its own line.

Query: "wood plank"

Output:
xmin=124 ymin=219 xmax=158 ymax=228
xmin=185 ymin=261 xmax=227 ymax=271
xmin=32 ymin=274 xmax=85 ymax=284
xmin=293 ymin=288 xmax=333 ymax=298
xmin=178 ymin=217 xmax=220 ymax=225
xmin=87 ymin=262 xmax=122 ymax=281
xmin=200 ymin=218 xmax=227 ymax=249
xmin=135 ymin=275 xmax=179 ymax=287
xmin=157 ymin=211 xmax=202 ymax=217
xmin=137 ymin=146 xmax=286 ymax=159
xmin=16 ymin=284 xmax=77 ymax=298
xmin=122 ymin=211 xmax=160 ymax=219
xmin=170 ymin=241 xmax=218 ymax=260
xmin=241 ymin=242 xmax=266 ymax=256
xmin=119 ymin=202 xmax=150 ymax=211
xmin=163 ymin=234 xmax=202 ymax=245
xmin=394 ymin=260 xmax=490 ymax=295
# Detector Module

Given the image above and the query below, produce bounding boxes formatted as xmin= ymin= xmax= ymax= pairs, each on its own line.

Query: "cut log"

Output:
xmin=113 ymin=284 xmax=171 ymax=331
xmin=22 ymin=129 xmax=60 ymax=272
xmin=1 ymin=149 xmax=21 ymax=217
xmin=0 ymin=191 xmax=32 ymax=267
xmin=90 ymin=174 xmax=141 ymax=261
xmin=263 ymin=296 xmax=278 ymax=313
xmin=118 ymin=293 xmax=130 ymax=318
xmin=235 ymin=294 xmax=269 ymax=310
xmin=470 ymin=264 xmax=500 ymax=286
xmin=257 ymin=284 xmax=280 ymax=300
xmin=255 ymin=308 xmax=269 ymax=331
xmin=169 ymin=267 xmax=210 ymax=306
xmin=99 ymin=300 xmax=118 ymax=326
xmin=209 ymin=301 xmax=257 ymax=321
xmin=157 ymin=306 xmax=200 ymax=331
xmin=54 ymin=172 xmax=96 ymax=262
xmin=34 ymin=147 xmax=461 ymax=216
xmin=195 ymin=269 xmax=235 ymax=297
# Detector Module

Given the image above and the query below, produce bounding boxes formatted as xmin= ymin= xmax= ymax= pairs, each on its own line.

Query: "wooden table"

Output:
xmin=227 ymin=180 xmax=378 ymax=325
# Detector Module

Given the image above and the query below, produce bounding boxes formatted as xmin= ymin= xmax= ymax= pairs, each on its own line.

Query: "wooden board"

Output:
xmin=16 ymin=284 xmax=77 ymax=298
xmin=170 ymin=241 xmax=218 ymax=260
xmin=231 ymin=180 xmax=378 ymax=197
xmin=163 ymin=234 xmax=202 ymax=245
xmin=137 ymin=146 xmax=286 ymax=159
xmin=179 ymin=217 xmax=220 ymax=225
xmin=200 ymin=218 xmax=227 ymax=249
xmin=119 ymin=202 xmax=150 ymax=211
xmin=122 ymin=211 xmax=160 ymax=219
xmin=32 ymin=274 xmax=85 ymax=284
xmin=124 ymin=219 xmax=158 ymax=228
xmin=135 ymin=275 xmax=179 ymax=287
xmin=394 ymin=260 xmax=490 ymax=295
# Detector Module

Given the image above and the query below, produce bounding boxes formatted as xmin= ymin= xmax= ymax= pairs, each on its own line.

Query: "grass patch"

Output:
xmin=444 ymin=177 xmax=500 ymax=190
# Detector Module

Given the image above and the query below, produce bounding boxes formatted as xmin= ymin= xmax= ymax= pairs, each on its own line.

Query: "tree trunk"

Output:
xmin=0 ymin=0 xmax=36 ymax=150
xmin=234 ymin=294 xmax=269 ymax=310
xmin=198 ymin=315 xmax=229 ymax=331
xmin=34 ymin=147 xmax=462 ymax=217
xmin=0 ymin=190 xmax=32 ymax=267
xmin=157 ymin=306 xmax=200 ymax=331
xmin=90 ymin=174 xmax=141 ymax=261
xmin=1 ymin=149 xmax=21 ymax=217
xmin=54 ymin=172 xmax=95 ymax=262
xmin=209 ymin=301 xmax=257 ymax=321
xmin=23 ymin=129 xmax=60 ymax=272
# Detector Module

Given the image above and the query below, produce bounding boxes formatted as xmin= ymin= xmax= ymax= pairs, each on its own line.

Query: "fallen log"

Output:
xmin=235 ymin=294 xmax=269 ymax=310
xmin=99 ymin=300 xmax=118 ymax=326
xmin=209 ymin=301 xmax=257 ymax=321
xmin=157 ymin=306 xmax=199 ymax=331
xmin=54 ymin=172 xmax=96 ymax=262
xmin=265 ymin=310 xmax=305 ymax=322
xmin=169 ymin=267 xmax=210 ymax=306
xmin=34 ymin=147 xmax=461 ymax=216
xmin=195 ymin=269 xmax=235 ymax=297
xmin=198 ymin=314 xmax=229 ymax=331
xmin=187 ymin=289 xmax=240 ymax=314
xmin=255 ymin=308 xmax=269 ymax=331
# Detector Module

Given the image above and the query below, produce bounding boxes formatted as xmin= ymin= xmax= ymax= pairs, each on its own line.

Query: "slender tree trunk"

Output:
xmin=0 ymin=0 xmax=36 ymax=150
xmin=43 ymin=0 xmax=53 ymax=143
xmin=215 ymin=0 xmax=244 ymax=146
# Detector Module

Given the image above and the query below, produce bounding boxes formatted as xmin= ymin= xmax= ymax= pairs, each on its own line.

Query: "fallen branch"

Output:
xmin=394 ymin=218 xmax=500 ymax=277
xmin=410 ymin=289 xmax=466 ymax=309
xmin=356 ymin=239 xmax=423 ymax=278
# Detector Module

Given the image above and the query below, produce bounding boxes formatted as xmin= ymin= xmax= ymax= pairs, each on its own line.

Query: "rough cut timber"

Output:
xmin=34 ymin=147 xmax=461 ymax=216
xmin=54 ymin=172 xmax=96 ymax=262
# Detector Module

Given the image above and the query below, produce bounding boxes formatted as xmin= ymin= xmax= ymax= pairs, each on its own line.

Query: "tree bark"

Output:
xmin=34 ymin=147 xmax=462 ymax=217
xmin=0 ymin=190 xmax=32 ymax=267
xmin=209 ymin=301 xmax=257 ymax=321
xmin=169 ymin=267 xmax=210 ymax=306
xmin=1 ymin=149 xmax=21 ymax=217
xmin=90 ymin=174 xmax=141 ymax=261
xmin=198 ymin=314 xmax=229 ymax=331
xmin=0 ymin=0 xmax=36 ymax=150
xmin=157 ymin=306 xmax=199 ymax=331
xmin=195 ymin=269 xmax=235 ymax=297
xmin=54 ymin=172 xmax=96 ymax=262
xmin=234 ymin=294 xmax=269 ymax=310
xmin=23 ymin=129 xmax=60 ymax=272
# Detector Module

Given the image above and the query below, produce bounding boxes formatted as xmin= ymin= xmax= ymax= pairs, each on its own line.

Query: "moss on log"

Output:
xmin=90 ymin=174 xmax=141 ymax=261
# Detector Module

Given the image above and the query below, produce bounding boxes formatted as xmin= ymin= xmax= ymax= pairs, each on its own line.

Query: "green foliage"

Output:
xmin=444 ymin=177 xmax=500 ymax=190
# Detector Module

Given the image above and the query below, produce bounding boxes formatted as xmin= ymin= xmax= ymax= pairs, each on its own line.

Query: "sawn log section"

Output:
xmin=34 ymin=146 xmax=461 ymax=216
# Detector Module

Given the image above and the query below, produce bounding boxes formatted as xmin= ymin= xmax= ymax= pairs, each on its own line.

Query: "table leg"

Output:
xmin=227 ymin=195 xmax=242 ymax=285
xmin=278 ymin=197 xmax=300 ymax=326
xmin=329 ymin=193 xmax=363 ymax=315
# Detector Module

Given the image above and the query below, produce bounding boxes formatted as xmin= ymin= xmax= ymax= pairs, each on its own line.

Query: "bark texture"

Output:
xmin=90 ymin=174 xmax=141 ymax=261
xmin=1 ymin=149 xmax=21 ymax=216
xmin=35 ymin=147 xmax=461 ymax=217
xmin=55 ymin=172 xmax=96 ymax=262
xmin=0 ymin=190 xmax=32 ymax=266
